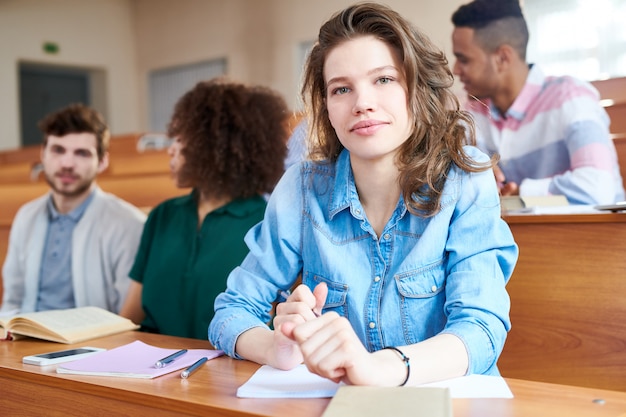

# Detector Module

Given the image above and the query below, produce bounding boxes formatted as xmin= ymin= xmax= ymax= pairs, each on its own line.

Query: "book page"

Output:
xmin=0 ymin=308 xmax=20 ymax=338
xmin=8 ymin=306 xmax=139 ymax=343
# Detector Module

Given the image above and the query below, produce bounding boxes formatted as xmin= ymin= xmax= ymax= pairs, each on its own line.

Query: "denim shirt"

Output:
xmin=209 ymin=147 xmax=518 ymax=376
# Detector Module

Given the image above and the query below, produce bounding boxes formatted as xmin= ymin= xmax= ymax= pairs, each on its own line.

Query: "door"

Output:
xmin=19 ymin=64 xmax=90 ymax=147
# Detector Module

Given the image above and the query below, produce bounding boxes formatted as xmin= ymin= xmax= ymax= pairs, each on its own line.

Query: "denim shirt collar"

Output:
xmin=328 ymin=149 xmax=408 ymax=226
xmin=327 ymin=150 xmax=353 ymax=219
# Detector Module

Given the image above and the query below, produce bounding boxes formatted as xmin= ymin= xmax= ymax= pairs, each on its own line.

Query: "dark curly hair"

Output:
xmin=167 ymin=78 xmax=289 ymax=199
xmin=302 ymin=2 xmax=494 ymax=217
xmin=38 ymin=103 xmax=110 ymax=161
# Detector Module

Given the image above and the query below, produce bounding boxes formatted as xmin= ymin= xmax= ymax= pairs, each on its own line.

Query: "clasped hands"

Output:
xmin=271 ymin=282 xmax=406 ymax=387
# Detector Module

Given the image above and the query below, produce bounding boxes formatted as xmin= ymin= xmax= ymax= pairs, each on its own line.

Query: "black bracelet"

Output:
xmin=382 ymin=346 xmax=410 ymax=386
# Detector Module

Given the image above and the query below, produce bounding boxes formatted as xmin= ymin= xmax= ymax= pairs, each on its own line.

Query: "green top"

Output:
xmin=129 ymin=191 xmax=266 ymax=340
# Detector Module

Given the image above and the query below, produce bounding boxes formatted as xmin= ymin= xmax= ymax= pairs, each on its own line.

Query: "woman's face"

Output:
xmin=167 ymin=136 xmax=187 ymax=188
xmin=324 ymin=35 xmax=412 ymax=167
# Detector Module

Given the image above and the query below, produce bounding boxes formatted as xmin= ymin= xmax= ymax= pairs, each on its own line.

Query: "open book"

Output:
xmin=0 ymin=306 xmax=139 ymax=343
xmin=500 ymin=195 xmax=569 ymax=213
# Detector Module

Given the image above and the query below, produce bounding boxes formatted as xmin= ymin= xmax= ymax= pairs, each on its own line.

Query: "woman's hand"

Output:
xmin=282 ymin=312 xmax=407 ymax=386
xmin=269 ymin=283 xmax=328 ymax=369
xmin=279 ymin=285 xmax=407 ymax=386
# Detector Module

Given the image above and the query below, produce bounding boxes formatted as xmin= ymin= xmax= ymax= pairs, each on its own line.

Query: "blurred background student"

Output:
xmin=451 ymin=0 xmax=624 ymax=205
xmin=2 ymin=104 xmax=145 ymax=315
xmin=120 ymin=78 xmax=288 ymax=339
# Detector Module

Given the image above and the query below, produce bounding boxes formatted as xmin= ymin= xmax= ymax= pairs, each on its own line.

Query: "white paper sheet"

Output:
xmin=237 ymin=364 xmax=514 ymax=399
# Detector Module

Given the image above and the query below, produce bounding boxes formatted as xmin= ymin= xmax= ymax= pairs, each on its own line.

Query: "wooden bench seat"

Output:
xmin=0 ymin=133 xmax=171 ymax=185
xmin=104 ymin=151 xmax=171 ymax=177
xmin=0 ymin=161 xmax=41 ymax=184
xmin=0 ymin=173 xmax=187 ymax=224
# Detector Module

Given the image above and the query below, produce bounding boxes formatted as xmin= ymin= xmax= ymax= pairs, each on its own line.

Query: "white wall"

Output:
xmin=134 ymin=0 xmax=466 ymax=118
xmin=267 ymin=0 xmax=467 ymax=109
xmin=0 ymin=0 xmax=140 ymax=151
xmin=0 ymin=0 xmax=466 ymax=151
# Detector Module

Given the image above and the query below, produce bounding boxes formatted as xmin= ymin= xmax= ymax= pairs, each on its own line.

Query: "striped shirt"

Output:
xmin=467 ymin=64 xmax=624 ymax=205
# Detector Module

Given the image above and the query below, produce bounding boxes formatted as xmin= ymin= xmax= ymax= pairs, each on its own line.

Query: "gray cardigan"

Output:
xmin=1 ymin=186 xmax=146 ymax=313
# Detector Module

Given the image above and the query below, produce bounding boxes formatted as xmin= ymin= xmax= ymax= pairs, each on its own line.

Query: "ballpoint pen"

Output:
xmin=181 ymin=357 xmax=208 ymax=379
xmin=154 ymin=349 xmax=188 ymax=368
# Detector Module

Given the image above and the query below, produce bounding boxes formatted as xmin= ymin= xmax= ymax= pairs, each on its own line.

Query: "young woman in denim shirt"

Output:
xmin=209 ymin=2 xmax=518 ymax=387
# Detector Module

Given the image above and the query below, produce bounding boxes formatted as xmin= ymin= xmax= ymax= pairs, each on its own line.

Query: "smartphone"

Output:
xmin=22 ymin=347 xmax=106 ymax=366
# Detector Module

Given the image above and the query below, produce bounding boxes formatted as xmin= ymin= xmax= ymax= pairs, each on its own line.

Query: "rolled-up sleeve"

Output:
xmin=209 ymin=165 xmax=305 ymax=357
xmin=442 ymin=148 xmax=519 ymax=374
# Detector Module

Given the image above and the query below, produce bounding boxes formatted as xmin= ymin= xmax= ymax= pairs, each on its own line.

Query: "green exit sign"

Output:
xmin=43 ymin=42 xmax=59 ymax=54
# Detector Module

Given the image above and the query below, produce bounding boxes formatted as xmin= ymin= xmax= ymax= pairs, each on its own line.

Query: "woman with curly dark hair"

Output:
xmin=120 ymin=78 xmax=288 ymax=339
xmin=210 ymin=3 xmax=518 ymax=386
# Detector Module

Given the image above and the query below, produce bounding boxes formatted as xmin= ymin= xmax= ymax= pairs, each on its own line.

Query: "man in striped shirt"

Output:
xmin=451 ymin=0 xmax=624 ymax=205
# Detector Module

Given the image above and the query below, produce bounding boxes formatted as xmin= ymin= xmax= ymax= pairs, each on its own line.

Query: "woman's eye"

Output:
xmin=333 ymin=86 xmax=350 ymax=95
xmin=378 ymin=77 xmax=392 ymax=84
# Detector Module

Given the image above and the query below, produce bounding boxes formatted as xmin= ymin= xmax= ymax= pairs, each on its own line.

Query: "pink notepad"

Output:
xmin=56 ymin=340 xmax=223 ymax=378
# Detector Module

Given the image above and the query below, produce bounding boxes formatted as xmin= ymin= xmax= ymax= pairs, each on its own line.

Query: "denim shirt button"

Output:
xmin=431 ymin=285 xmax=437 ymax=292
xmin=355 ymin=208 xmax=362 ymax=215
xmin=368 ymin=322 xmax=376 ymax=329
xmin=383 ymin=233 xmax=391 ymax=240
xmin=374 ymin=276 xmax=381 ymax=282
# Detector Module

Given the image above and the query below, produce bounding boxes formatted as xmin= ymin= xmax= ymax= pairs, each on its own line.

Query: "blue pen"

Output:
xmin=154 ymin=349 xmax=188 ymax=368
xmin=181 ymin=357 xmax=208 ymax=379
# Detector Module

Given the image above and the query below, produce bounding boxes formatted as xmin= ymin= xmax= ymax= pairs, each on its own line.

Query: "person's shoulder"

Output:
xmin=541 ymin=73 xmax=599 ymax=102
xmin=13 ymin=193 xmax=48 ymax=220
xmin=150 ymin=193 xmax=192 ymax=212
xmin=291 ymin=159 xmax=337 ymax=186
xmin=447 ymin=146 xmax=492 ymax=182
xmin=270 ymin=159 xmax=335 ymax=206
xmin=141 ymin=193 xmax=199 ymax=225
xmin=460 ymin=145 xmax=490 ymax=163
xmin=94 ymin=189 xmax=147 ymax=221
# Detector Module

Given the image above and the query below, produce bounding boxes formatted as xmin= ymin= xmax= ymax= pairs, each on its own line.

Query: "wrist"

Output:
xmin=381 ymin=346 xmax=410 ymax=386
xmin=269 ymin=328 xmax=303 ymax=370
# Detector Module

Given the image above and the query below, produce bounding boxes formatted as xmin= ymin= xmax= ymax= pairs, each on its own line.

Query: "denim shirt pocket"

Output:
xmin=303 ymin=271 xmax=349 ymax=318
xmin=393 ymin=259 xmax=447 ymax=343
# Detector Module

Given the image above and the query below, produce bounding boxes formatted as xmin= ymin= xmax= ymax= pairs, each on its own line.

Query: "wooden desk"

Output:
xmin=501 ymin=212 xmax=626 ymax=391
xmin=2 ymin=331 xmax=626 ymax=416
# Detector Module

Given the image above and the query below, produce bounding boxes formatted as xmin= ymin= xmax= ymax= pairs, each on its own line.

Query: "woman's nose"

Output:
xmin=352 ymin=88 xmax=376 ymax=115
